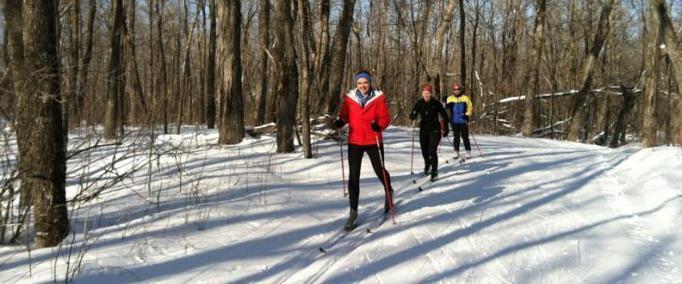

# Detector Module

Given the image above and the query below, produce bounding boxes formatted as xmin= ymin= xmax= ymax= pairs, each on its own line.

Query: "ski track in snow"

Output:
xmin=1 ymin=127 xmax=681 ymax=283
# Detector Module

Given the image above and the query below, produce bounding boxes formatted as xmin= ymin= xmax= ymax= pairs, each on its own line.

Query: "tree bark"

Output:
xmin=313 ymin=0 xmax=331 ymax=114
xmin=216 ymin=1 xmax=244 ymax=144
xmin=65 ymin=0 xmax=79 ymax=132
xmin=429 ymin=0 xmax=458 ymax=99
xmin=77 ymin=0 xmax=95 ymax=126
xmin=18 ymin=0 xmax=69 ymax=247
xmin=3 ymin=0 xmax=30 ymax=214
xmin=104 ymin=0 xmax=125 ymax=139
xmin=458 ymin=0 xmax=466 ymax=87
xmin=610 ymin=85 xmax=636 ymax=148
xmin=156 ymin=0 xmax=169 ymax=134
xmin=641 ymin=3 xmax=662 ymax=147
xmin=205 ymin=0 xmax=217 ymax=129
xmin=255 ymin=0 xmax=270 ymax=125
xmin=325 ymin=0 xmax=356 ymax=114
xmin=521 ymin=0 xmax=547 ymax=137
xmin=273 ymin=0 xmax=299 ymax=152
xmin=649 ymin=0 xmax=682 ymax=145
xmin=566 ymin=0 xmax=616 ymax=141
xmin=297 ymin=0 xmax=313 ymax=158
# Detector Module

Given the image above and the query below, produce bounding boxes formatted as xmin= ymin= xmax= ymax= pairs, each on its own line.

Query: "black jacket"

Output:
xmin=409 ymin=98 xmax=449 ymax=133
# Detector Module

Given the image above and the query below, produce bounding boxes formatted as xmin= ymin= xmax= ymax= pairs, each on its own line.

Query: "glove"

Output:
xmin=442 ymin=128 xmax=449 ymax=137
xmin=463 ymin=115 xmax=469 ymax=122
xmin=371 ymin=121 xmax=381 ymax=132
xmin=409 ymin=112 xmax=417 ymax=120
xmin=334 ymin=118 xmax=345 ymax=128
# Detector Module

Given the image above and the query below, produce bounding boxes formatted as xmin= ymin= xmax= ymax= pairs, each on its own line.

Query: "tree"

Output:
xmin=458 ymin=0 xmax=466 ymax=88
xmin=273 ymin=0 xmax=298 ymax=152
xmin=206 ymin=0 xmax=217 ymax=129
xmin=104 ymin=0 xmax=125 ymax=139
xmin=648 ymin=0 xmax=682 ymax=145
xmin=428 ymin=0 xmax=459 ymax=99
xmin=297 ymin=0 xmax=314 ymax=158
xmin=521 ymin=0 xmax=547 ymax=137
xmin=216 ymin=1 xmax=245 ymax=144
xmin=313 ymin=0 xmax=331 ymax=114
xmin=566 ymin=0 xmax=616 ymax=141
xmin=77 ymin=0 xmax=96 ymax=126
xmin=641 ymin=1 xmax=663 ymax=147
xmin=255 ymin=0 xmax=270 ymax=125
xmin=65 ymin=0 xmax=79 ymax=132
xmin=3 ymin=0 xmax=28 ymax=210
xmin=325 ymin=0 xmax=356 ymax=114
xmin=15 ymin=0 xmax=69 ymax=247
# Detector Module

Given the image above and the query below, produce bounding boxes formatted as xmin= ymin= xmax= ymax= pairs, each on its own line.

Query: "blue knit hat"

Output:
xmin=355 ymin=71 xmax=373 ymax=84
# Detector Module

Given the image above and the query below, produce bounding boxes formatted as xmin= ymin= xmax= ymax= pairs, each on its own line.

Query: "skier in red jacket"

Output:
xmin=334 ymin=70 xmax=394 ymax=231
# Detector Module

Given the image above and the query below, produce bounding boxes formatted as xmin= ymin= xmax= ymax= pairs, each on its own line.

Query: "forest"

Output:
xmin=0 ymin=0 xmax=680 ymax=259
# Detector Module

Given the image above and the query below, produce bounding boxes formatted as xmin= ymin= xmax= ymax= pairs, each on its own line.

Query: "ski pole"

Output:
xmin=338 ymin=127 xmax=347 ymax=197
xmin=410 ymin=121 xmax=416 ymax=174
xmin=374 ymin=132 xmax=396 ymax=225
xmin=467 ymin=121 xmax=483 ymax=158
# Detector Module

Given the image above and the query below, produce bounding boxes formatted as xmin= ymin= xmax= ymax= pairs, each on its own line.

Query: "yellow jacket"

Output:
xmin=446 ymin=95 xmax=473 ymax=124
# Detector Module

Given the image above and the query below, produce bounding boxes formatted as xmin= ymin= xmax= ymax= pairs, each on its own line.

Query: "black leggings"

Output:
xmin=348 ymin=143 xmax=393 ymax=211
xmin=451 ymin=123 xmax=471 ymax=151
xmin=419 ymin=130 xmax=441 ymax=173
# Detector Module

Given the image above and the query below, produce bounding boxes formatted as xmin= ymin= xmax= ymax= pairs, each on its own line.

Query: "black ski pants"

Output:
xmin=348 ymin=143 xmax=393 ymax=211
xmin=451 ymin=123 xmax=471 ymax=152
xmin=419 ymin=130 xmax=441 ymax=174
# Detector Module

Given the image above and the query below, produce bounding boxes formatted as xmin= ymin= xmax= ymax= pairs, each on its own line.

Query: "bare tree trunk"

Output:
xmin=610 ymin=85 xmax=635 ymax=148
xmin=65 ymin=0 xmax=79 ymax=132
xmin=274 ymin=0 xmax=299 ymax=152
xmin=255 ymin=0 xmax=270 ymax=125
xmin=313 ymin=0 xmax=331 ymax=114
xmin=177 ymin=0 xmax=195 ymax=134
xmin=17 ymin=0 xmax=69 ymax=247
xmin=77 ymin=0 xmax=95 ymax=127
xmin=649 ymin=0 xmax=682 ymax=144
xmin=566 ymin=0 xmax=616 ymax=141
xmin=429 ymin=0 xmax=458 ymax=99
xmin=522 ymin=0 xmax=547 ymax=137
xmin=458 ymin=0 xmax=466 ymax=87
xmin=156 ymin=0 xmax=169 ymax=134
xmin=3 ymin=0 xmax=30 ymax=213
xmin=216 ymin=1 xmax=244 ymax=144
xmin=325 ymin=0 xmax=356 ymax=114
xmin=641 ymin=4 xmax=662 ymax=147
xmin=104 ymin=0 xmax=125 ymax=139
xmin=297 ymin=0 xmax=313 ymax=158
xmin=123 ymin=0 xmax=147 ymax=125
xmin=206 ymin=0 xmax=217 ymax=129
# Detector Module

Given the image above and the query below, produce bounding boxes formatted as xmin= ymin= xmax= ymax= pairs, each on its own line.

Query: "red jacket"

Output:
xmin=339 ymin=89 xmax=391 ymax=146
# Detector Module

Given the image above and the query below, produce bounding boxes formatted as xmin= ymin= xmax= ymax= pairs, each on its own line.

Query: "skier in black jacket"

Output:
xmin=409 ymin=83 xmax=449 ymax=181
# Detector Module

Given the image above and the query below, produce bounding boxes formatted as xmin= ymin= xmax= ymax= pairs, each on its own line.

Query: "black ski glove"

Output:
xmin=371 ymin=121 xmax=381 ymax=132
xmin=334 ymin=118 xmax=345 ymax=128
xmin=443 ymin=128 xmax=449 ymax=137
xmin=463 ymin=115 xmax=469 ymax=122
xmin=409 ymin=111 xmax=417 ymax=120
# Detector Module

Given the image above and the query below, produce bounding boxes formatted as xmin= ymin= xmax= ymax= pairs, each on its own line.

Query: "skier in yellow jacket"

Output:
xmin=445 ymin=83 xmax=473 ymax=159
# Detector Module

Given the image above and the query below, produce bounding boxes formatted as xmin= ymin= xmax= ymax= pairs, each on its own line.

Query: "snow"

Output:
xmin=1 ymin=127 xmax=681 ymax=283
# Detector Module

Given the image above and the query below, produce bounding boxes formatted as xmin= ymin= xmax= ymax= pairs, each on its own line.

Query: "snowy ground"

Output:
xmin=1 ymin=126 xmax=681 ymax=283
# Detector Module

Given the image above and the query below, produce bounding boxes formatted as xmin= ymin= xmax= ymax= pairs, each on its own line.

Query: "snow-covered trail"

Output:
xmin=0 ymin=127 xmax=680 ymax=283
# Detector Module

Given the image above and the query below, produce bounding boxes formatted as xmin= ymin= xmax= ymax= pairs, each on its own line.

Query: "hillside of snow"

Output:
xmin=1 ymin=127 xmax=680 ymax=283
